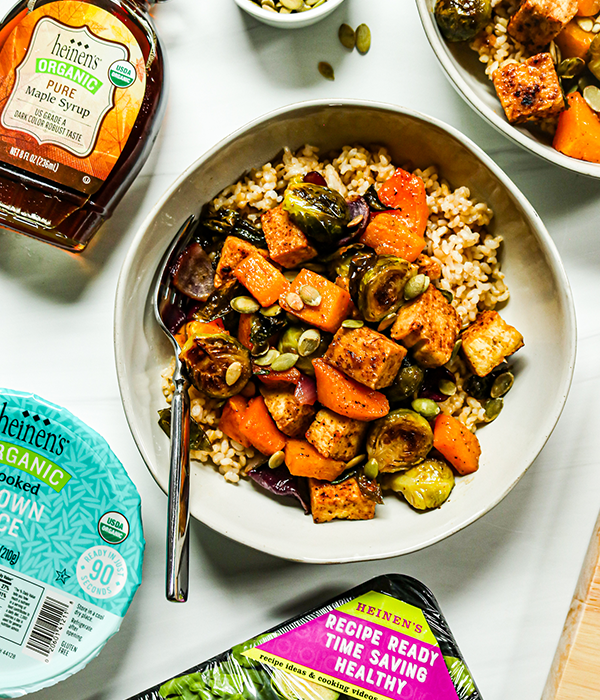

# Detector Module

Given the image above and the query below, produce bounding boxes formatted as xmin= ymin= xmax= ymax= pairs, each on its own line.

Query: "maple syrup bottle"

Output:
xmin=0 ymin=0 xmax=167 ymax=251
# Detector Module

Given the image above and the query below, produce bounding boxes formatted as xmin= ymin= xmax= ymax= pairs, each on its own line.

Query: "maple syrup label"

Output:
xmin=0 ymin=2 xmax=146 ymax=196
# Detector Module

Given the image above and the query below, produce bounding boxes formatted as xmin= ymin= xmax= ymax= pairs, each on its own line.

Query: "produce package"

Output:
xmin=129 ymin=574 xmax=480 ymax=700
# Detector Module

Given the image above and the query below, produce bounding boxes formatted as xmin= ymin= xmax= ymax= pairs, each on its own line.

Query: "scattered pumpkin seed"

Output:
xmin=342 ymin=319 xmax=364 ymax=329
xmin=271 ymin=353 xmax=299 ymax=372
xmin=549 ymin=40 xmax=561 ymax=65
xmin=584 ymin=84 xmax=600 ymax=112
xmin=348 ymin=214 xmax=364 ymax=228
xmin=338 ymin=23 xmax=356 ymax=50
xmin=251 ymin=343 xmax=270 ymax=358
xmin=404 ymin=274 xmax=430 ymax=300
xmin=254 ymin=348 xmax=280 ymax=366
xmin=490 ymin=371 xmax=514 ymax=399
xmin=439 ymin=379 xmax=457 ymax=397
xmin=485 ymin=397 xmax=504 ymax=421
xmin=356 ymin=24 xmax=371 ymax=54
xmin=231 ymin=296 xmax=260 ymax=314
xmin=411 ymin=398 xmax=440 ymax=420
xmin=285 ymin=291 xmax=304 ymax=311
xmin=364 ymin=458 xmax=379 ymax=480
xmin=440 ymin=289 xmax=453 ymax=303
xmin=577 ymin=16 xmax=594 ymax=32
xmin=298 ymin=329 xmax=321 ymax=357
xmin=280 ymin=0 xmax=303 ymax=9
xmin=557 ymin=57 xmax=585 ymax=79
xmin=346 ymin=453 xmax=366 ymax=469
xmin=447 ymin=339 xmax=462 ymax=365
xmin=225 ymin=361 xmax=243 ymax=386
xmin=377 ymin=311 xmax=397 ymax=332
xmin=318 ymin=61 xmax=335 ymax=81
xmin=260 ymin=304 xmax=282 ymax=317
xmin=299 ymin=285 xmax=322 ymax=307
xmin=268 ymin=450 xmax=285 ymax=469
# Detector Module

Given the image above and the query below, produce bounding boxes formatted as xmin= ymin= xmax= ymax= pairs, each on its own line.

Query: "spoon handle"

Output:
xmin=166 ymin=363 xmax=191 ymax=602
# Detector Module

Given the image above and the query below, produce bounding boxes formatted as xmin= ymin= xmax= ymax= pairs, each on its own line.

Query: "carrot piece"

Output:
xmin=312 ymin=359 xmax=389 ymax=421
xmin=279 ymin=269 xmax=353 ymax=334
xmin=234 ymin=254 xmax=291 ymax=307
xmin=433 ymin=414 xmax=481 ymax=475
xmin=238 ymin=313 xmax=254 ymax=351
xmin=239 ymin=396 xmax=286 ymax=456
xmin=360 ymin=212 xmax=426 ymax=262
xmin=219 ymin=395 xmax=251 ymax=448
xmin=577 ymin=0 xmax=600 ymax=16
xmin=377 ymin=168 xmax=429 ymax=237
xmin=285 ymin=439 xmax=347 ymax=481
xmin=555 ymin=20 xmax=594 ymax=59
xmin=553 ymin=92 xmax=600 ymax=164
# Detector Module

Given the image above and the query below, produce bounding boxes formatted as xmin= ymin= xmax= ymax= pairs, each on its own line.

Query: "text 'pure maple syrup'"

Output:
xmin=0 ymin=0 xmax=167 ymax=251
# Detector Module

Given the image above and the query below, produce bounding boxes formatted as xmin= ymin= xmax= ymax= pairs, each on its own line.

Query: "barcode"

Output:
xmin=25 ymin=596 xmax=69 ymax=658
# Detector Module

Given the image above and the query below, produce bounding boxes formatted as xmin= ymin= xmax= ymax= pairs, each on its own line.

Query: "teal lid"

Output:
xmin=0 ymin=389 xmax=144 ymax=698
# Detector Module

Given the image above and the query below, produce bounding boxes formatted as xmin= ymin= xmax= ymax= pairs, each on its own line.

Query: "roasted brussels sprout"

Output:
xmin=326 ymin=243 xmax=369 ymax=279
xmin=366 ymin=409 xmax=433 ymax=473
xmin=248 ymin=312 xmax=287 ymax=354
xmin=158 ymin=408 xmax=211 ymax=450
xmin=180 ymin=332 xmax=251 ymax=398
xmin=363 ymin=183 xmax=388 ymax=212
xmin=195 ymin=279 xmax=243 ymax=323
xmin=282 ymin=177 xmax=351 ymax=245
xmin=384 ymin=458 xmax=455 ymax=510
xmin=200 ymin=206 xmax=267 ymax=247
xmin=385 ymin=360 xmax=425 ymax=404
xmin=435 ymin=0 xmax=491 ymax=42
xmin=357 ymin=256 xmax=417 ymax=323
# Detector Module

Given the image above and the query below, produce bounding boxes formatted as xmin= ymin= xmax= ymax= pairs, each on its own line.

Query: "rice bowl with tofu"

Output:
xmin=159 ymin=143 xmax=525 ymax=524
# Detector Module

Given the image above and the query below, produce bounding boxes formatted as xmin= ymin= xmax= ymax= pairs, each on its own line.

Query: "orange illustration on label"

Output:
xmin=0 ymin=1 xmax=146 ymax=195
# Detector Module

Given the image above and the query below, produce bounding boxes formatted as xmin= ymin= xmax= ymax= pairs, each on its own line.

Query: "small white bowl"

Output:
xmin=416 ymin=0 xmax=600 ymax=178
xmin=115 ymin=100 xmax=576 ymax=563
xmin=233 ymin=0 xmax=345 ymax=29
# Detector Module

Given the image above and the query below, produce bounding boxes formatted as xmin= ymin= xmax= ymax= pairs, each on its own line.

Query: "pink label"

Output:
xmin=247 ymin=601 xmax=459 ymax=700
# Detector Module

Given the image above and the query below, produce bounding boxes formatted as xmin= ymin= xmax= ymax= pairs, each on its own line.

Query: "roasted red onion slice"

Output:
xmin=172 ymin=242 xmax=215 ymax=301
xmin=303 ymin=171 xmax=327 ymax=187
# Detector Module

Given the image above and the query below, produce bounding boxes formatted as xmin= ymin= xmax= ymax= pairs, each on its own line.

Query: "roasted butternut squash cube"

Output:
xmin=260 ymin=386 xmax=316 ymax=438
xmin=324 ymin=326 xmax=407 ymax=390
xmin=261 ymin=205 xmax=318 ymax=268
xmin=508 ymin=0 xmax=578 ymax=51
xmin=309 ymin=477 xmax=376 ymax=523
xmin=461 ymin=310 xmax=524 ymax=377
xmin=391 ymin=285 xmax=460 ymax=368
xmin=492 ymin=53 xmax=564 ymax=124
xmin=285 ymin=440 xmax=346 ymax=481
xmin=214 ymin=236 xmax=266 ymax=288
xmin=305 ymin=408 xmax=368 ymax=461
xmin=234 ymin=254 xmax=291 ymax=307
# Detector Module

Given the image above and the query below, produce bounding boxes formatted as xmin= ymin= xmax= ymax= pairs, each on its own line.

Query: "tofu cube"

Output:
xmin=508 ymin=0 xmax=578 ymax=51
xmin=214 ymin=236 xmax=267 ymax=288
xmin=309 ymin=477 xmax=376 ymax=524
xmin=324 ymin=326 xmax=407 ymax=390
xmin=305 ymin=408 xmax=368 ymax=461
xmin=390 ymin=285 xmax=461 ymax=368
xmin=492 ymin=53 xmax=564 ymax=124
xmin=260 ymin=387 xmax=316 ymax=438
xmin=415 ymin=254 xmax=442 ymax=280
xmin=261 ymin=206 xmax=318 ymax=268
xmin=461 ymin=310 xmax=524 ymax=377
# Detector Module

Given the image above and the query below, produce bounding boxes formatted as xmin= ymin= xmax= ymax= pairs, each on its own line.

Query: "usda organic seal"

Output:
xmin=108 ymin=59 xmax=137 ymax=88
xmin=0 ymin=389 xmax=144 ymax=698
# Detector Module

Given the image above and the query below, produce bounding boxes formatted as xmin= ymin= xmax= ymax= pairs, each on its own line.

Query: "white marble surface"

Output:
xmin=0 ymin=0 xmax=599 ymax=698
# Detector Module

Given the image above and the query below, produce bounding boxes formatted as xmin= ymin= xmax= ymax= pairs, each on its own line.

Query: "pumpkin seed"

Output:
xmin=251 ymin=343 xmax=269 ymax=358
xmin=588 ymin=35 xmax=600 ymax=80
xmin=338 ymin=23 xmax=356 ymax=50
xmin=225 ymin=361 xmax=243 ymax=386
xmin=231 ymin=296 xmax=260 ymax=314
xmin=440 ymin=288 xmax=453 ymax=303
xmin=271 ymin=353 xmax=298 ymax=372
xmin=439 ymin=379 xmax=457 ymax=396
xmin=377 ymin=311 xmax=397 ymax=332
xmin=268 ymin=450 xmax=285 ymax=469
xmin=298 ymin=285 xmax=321 ymax=307
xmin=549 ymin=40 xmax=561 ymax=65
xmin=346 ymin=454 xmax=366 ymax=469
xmin=298 ymin=329 xmax=321 ymax=357
xmin=584 ymin=84 xmax=600 ymax=112
xmin=404 ymin=274 xmax=430 ymax=300
xmin=364 ymin=458 xmax=379 ymax=480
xmin=254 ymin=348 xmax=280 ymax=367
xmin=285 ymin=291 xmax=304 ymax=311
xmin=447 ymin=339 xmax=462 ymax=365
xmin=557 ymin=57 xmax=585 ymax=79
xmin=318 ymin=61 xmax=335 ymax=81
xmin=594 ymin=22 xmax=600 ymax=33
xmin=485 ymin=397 xmax=504 ymax=421
xmin=341 ymin=319 xmax=364 ymax=329
xmin=356 ymin=24 xmax=371 ymax=54
xmin=577 ymin=16 xmax=594 ymax=32
xmin=348 ymin=214 xmax=364 ymax=227
xmin=260 ymin=304 xmax=282 ymax=317
xmin=411 ymin=398 xmax=440 ymax=420
xmin=281 ymin=0 xmax=303 ymax=9
xmin=490 ymin=371 xmax=514 ymax=399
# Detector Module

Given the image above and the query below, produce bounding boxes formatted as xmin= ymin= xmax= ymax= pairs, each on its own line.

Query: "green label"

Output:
xmin=0 ymin=441 xmax=71 ymax=492
xmin=35 ymin=58 xmax=102 ymax=94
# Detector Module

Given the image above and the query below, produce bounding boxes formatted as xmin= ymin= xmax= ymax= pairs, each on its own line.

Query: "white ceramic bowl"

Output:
xmin=416 ymin=0 xmax=600 ymax=178
xmin=115 ymin=100 xmax=576 ymax=564
xmin=233 ymin=0 xmax=345 ymax=29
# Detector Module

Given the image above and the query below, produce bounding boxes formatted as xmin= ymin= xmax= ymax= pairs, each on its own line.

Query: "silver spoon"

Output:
xmin=153 ymin=214 xmax=196 ymax=603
